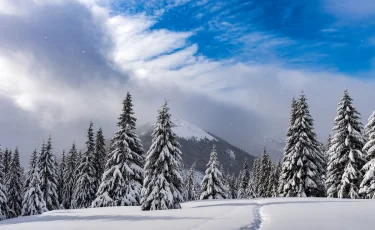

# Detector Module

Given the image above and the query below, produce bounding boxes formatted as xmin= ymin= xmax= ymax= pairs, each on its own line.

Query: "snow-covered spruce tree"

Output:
xmin=258 ymin=148 xmax=272 ymax=197
xmin=200 ymin=145 xmax=227 ymax=200
xmin=237 ymin=159 xmax=250 ymax=198
xmin=326 ymin=90 xmax=366 ymax=199
xmin=21 ymin=169 xmax=48 ymax=216
xmin=72 ymin=121 xmax=97 ymax=209
xmin=141 ymin=102 xmax=184 ymax=210
xmin=227 ymin=173 xmax=237 ymax=199
xmin=271 ymin=161 xmax=282 ymax=197
xmin=57 ymin=151 xmax=66 ymax=207
xmin=62 ymin=143 xmax=77 ymax=209
xmin=184 ymin=162 xmax=197 ymax=201
xmin=7 ymin=148 xmax=24 ymax=218
xmin=359 ymin=111 xmax=375 ymax=198
xmin=94 ymin=128 xmax=106 ymax=188
xmin=251 ymin=157 xmax=261 ymax=195
xmin=92 ymin=96 xmax=145 ymax=208
xmin=38 ymin=137 xmax=59 ymax=210
xmin=2 ymin=149 xmax=11 ymax=190
xmin=220 ymin=164 xmax=230 ymax=198
xmin=278 ymin=98 xmax=297 ymax=195
xmin=24 ymin=149 xmax=38 ymax=192
xmin=246 ymin=172 xmax=257 ymax=199
xmin=0 ymin=148 xmax=10 ymax=220
xmin=279 ymin=93 xmax=325 ymax=197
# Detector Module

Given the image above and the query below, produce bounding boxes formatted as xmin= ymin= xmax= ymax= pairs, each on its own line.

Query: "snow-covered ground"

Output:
xmin=1 ymin=198 xmax=375 ymax=230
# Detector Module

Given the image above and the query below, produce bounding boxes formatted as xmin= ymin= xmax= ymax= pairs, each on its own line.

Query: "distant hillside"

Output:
xmin=137 ymin=118 xmax=255 ymax=175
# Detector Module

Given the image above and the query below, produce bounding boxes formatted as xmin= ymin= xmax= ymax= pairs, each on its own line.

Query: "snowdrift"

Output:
xmin=1 ymin=198 xmax=374 ymax=230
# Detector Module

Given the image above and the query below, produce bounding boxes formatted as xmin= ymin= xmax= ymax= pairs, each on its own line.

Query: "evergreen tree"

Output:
xmin=200 ymin=145 xmax=227 ymax=200
xmin=38 ymin=137 xmax=59 ymax=210
xmin=359 ymin=111 xmax=375 ymax=198
xmin=57 ymin=151 xmax=66 ymax=207
xmin=258 ymin=148 xmax=272 ymax=197
xmin=62 ymin=143 xmax=77 ymax=209
xmin=72 ymin=121 xmax=97 ymax=209
xmin=271 ymin=161 xmax=282 ymax=197
xmin=251 ymin=157 xmax=261 ymax=195
xmin=227 ymin=173 xmax=237 ymax=199
xmin=237 ymin=159 xmax=250 ymax=198
xmin=279 ymin=93 xmax=325 ymax=197
xmin=3 ymin=149 xmax=11 ymax=191
xmin=326 ymin=90 xmax=366 ymax=198
xmin=94 ymin=128 xmax=106 ymax=188
xmin=93 ymin=95 xmax=145 ymax=208
xmin=21 ymin=169 xmax=48 ymax=216
xmin=25 ymin=150 xmax=38 ymax=192
xmin=246 ymin=173 xmax=257 ymax=199
xmin=7 ymin=148 xmax=23 ymax=217
xmin=184 ymin=162 xmax=197 ymax=201
xmin=141 ymin=102 xmax=184 ymax=210
xmin=0 ymin=147 xmax=9 ymax=220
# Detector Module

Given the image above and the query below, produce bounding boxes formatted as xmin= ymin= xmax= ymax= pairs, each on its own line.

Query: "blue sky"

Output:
xmin=112 ymin=0 xmax=375 ymax=75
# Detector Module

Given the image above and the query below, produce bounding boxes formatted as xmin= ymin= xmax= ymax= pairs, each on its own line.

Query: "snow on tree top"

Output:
xmin=171 ymin=118 xmax=217 ymax=141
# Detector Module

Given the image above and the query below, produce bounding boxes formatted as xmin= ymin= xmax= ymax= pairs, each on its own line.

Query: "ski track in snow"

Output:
xmin=241 ymin=202 xmax=263 ymax=230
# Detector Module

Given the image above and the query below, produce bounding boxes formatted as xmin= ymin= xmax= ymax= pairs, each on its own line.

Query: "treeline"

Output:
xmin=1 ymin=89 xmax=375 ymax=221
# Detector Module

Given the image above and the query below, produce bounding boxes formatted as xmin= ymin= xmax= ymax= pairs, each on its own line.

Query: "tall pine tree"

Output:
xmin=200 ymin=145 xmax=227 ymax=200
xmin=38 ymin=137 xmax=59 ymax=210
xmin=326 ymin=90 xmax=366 ymax=198
xmin=359 ymin=111 xmax=375 ymax=198
xmin=279 ymin=93 xmax=325 ymax=197
xmin=184 ymin=162 xmax=197 ymax=201
xmin=7 ymin=148 xmax=23 ymax=218
xmin=237 ymin=159 xmax=250 ymax=198
xmin=3 ymin=149 xmax=11 ymax=192
xmin=72 ymin=121 xmax=97 ymax=209
xmin=93 ymin=95 xmax=144 ymax=208
xmin=24 ymin=150 xmax=38 ymax=192
xmin=21 ymin=169 xmax=48 ymax=216
xmin=0 ymin=147 xmax=9 ymax=220
xmin=62 ymin=143 xmax=78 ymax=209
xmin=141 ymin=101 xmax=184 ymax=210
xmin=258 ymin=148 xmax=272 ymax=197
xmin=57 ymin=151 xmax=66 ymax=207
xmin=94 ymin=128 xmax=106 ymax=188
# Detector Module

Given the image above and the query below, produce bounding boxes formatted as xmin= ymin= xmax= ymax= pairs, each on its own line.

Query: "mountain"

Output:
xmin=137 ymin=118 xmax=255 ymax=175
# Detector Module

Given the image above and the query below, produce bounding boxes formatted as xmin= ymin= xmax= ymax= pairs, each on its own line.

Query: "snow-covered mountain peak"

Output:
xmin=170 ymin=118 xmax=217 ymax=141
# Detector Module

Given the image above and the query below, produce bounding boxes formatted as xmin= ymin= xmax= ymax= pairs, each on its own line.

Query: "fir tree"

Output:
xmin=141 ymin=102 xmax=184 ymax=210
xmin=359 ymin=111 xmax=375 ymax=198
xmin=246 ymin=173 xmax=257 ymax=199
xmin=184 ymin=162 xmax=197 ymax=201
xmin=72 ymin=121 xmax=97 ymax=209
xmin=38 ymin=137 xmax=59 ymax=210
xmin=227 ymin=173 xmax=237 ymax=199
xmin=200 ymin=145 xmax=227 ymax=200
xmin=7 ymin=148 xmax=23 ymax=217
xmin=24 ymin=150 xmax=38 ymax=192
xmin=279 ymin=93 xmax=325 ymax=197
xmin=258 ymin=148 xmax=272 ymax=197
xmin=57 ymin=151 xmax=66 ymax=207
xmin=3 ymin=149 xmax=11 ymax=191
xmin=271 ymin=161 xmax=282 ymax=197
xmin=93 ymin=95 xmax=144 ymax=208
xmin=94 ymin=128 xmax=106 ymax=188
xmin=21 ymin=169 xmax=48 ymax=216
xmin=0 ymin=147 xmax=9 ymax=220
xmin=237 ymin=159 xmax=250 ymax=198
xmin=62 ymin=143 xmax=77 ymax=209
xmin=251 ymin=157 xmax=261 ymax=195
xmin=326 ymin=90 xmax=366 ymax=199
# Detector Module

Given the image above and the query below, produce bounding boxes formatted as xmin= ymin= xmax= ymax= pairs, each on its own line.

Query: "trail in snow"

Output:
xmin=240 ymin=202 xmax=263 ymax=230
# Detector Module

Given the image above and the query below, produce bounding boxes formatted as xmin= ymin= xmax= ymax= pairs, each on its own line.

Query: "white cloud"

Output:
xmin=325 ymin=0 xmax=375 ymax=20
